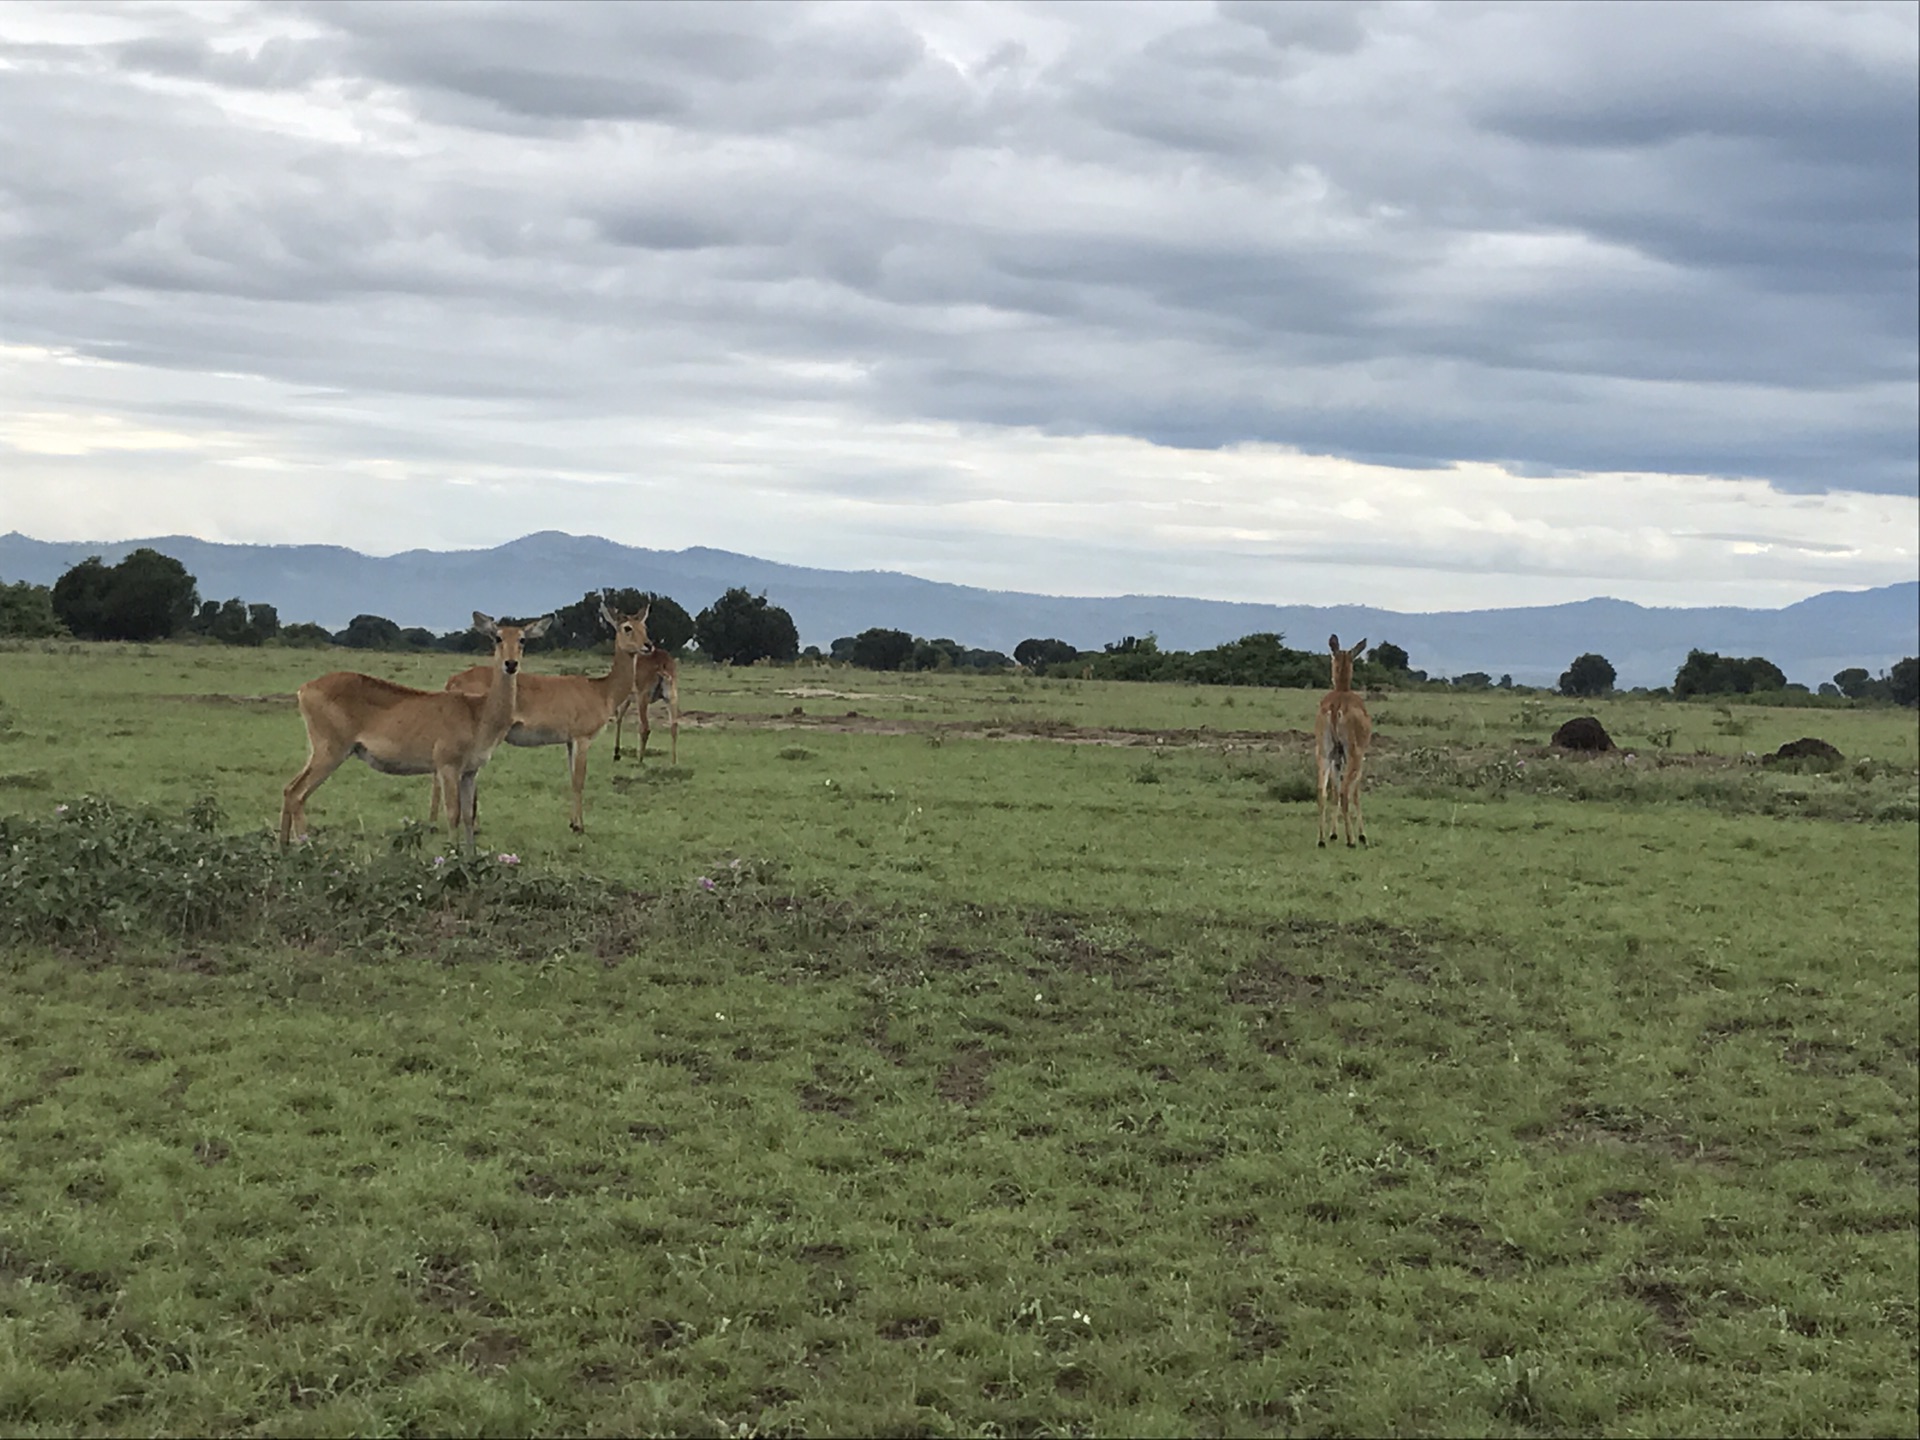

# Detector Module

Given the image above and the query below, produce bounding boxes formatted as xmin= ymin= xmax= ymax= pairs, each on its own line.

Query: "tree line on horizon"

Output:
xmin=1 ymin=549 xmax=1914 ymax=706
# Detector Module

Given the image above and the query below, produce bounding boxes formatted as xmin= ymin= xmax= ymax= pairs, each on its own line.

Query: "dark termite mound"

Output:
xmin=1551 ymin=716 xmax=1615 ymax=752
xmin=1763 ymin=737 xmax=1843 ymax=768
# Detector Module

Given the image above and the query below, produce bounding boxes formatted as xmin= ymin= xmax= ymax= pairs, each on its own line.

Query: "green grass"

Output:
xmin=0 ymin=642 xmax=1914 ymax=1436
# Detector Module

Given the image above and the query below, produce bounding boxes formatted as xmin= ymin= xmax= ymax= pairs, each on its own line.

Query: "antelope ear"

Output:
xmin=1328 ymin=634 xmax=1341 ymax=653
xmin=473 ymin=612 xmax=499 ymax=636
xmin=1351 ymin=638 xmax=1367 ymax=656
xmin=524 ymin=614 xmax=554 ymax=639
xmin=599 ymin=597 xmax=618 ymax=629
xmin=637 ymin=602 xmax=651 ymax=624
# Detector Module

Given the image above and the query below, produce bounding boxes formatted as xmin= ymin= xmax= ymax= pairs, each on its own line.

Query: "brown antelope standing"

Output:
xmin=612 ymin=646 xmax=679 ymax=766
xmin=279 ymin=612 xmax=551 ymax=852
xmin=1315 ymin=633 xmax=1373 ymax=848
xmin=435 ymin=598 xmax=652 ymax=832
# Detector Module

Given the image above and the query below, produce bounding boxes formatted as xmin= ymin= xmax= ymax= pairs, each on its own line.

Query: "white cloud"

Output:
xmin=0 ymin=0 xmax=1912 ymax=611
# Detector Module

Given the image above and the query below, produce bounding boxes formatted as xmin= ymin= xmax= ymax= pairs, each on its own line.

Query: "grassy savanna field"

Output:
xmin=0 ymin=640 xmax=1914 ymax=1437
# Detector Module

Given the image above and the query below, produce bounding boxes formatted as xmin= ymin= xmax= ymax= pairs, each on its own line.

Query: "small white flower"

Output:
xmin=714 ymin=1011 xmax=726 ymax=1021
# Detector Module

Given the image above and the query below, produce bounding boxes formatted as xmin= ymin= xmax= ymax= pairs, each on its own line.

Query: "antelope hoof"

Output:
xmin=1317 ymin=838 xmax=1326 ymax=848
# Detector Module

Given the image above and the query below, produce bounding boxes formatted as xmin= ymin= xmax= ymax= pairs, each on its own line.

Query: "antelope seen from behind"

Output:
xmin=436 ymin=597 xmax=653 ymax=833
xmin=613 ymin=646 xmax=679 ymax=766
xmin=1315 ymin=633 xmax=1373 ymax=848
xmin=280 ymin=611 xmax=551 ymax=853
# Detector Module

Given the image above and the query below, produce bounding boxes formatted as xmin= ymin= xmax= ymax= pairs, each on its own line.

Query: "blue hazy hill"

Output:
xmin=2 ymin=529 xmax=1913 ymax=689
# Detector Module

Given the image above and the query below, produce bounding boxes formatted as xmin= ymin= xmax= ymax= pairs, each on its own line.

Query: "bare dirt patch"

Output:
xmin=936 ymin=1045 xmax=993 ymax=1108
xmin=416 ymin=1254 xmax=502 ymax=1316
xmin=798 ymin=1079 xmax=857 ymax=1117
xmin=1621 ymin=1271 xmax=1694 ymax=1353
xmin=1229 ymin=918 xmax=1438 ymax=1004
xmin=1227 ymin=963 xmax=1341 ymax=1007
xmin=878 ymin=1314 xmax=943 ymax=1341
xmin=161 ymin=692 xmax=296 ymax=710
xmin=461 ymin=1328 xmax=527 ymax=1372
xmin=666 ymin=707 xmax=1327 ymax=751
xmin=1589 ymin=1189 xmax=1650 ymax=1223
xmin=1228 ymin=1300 xmax=1287 ymax=1358
xmin=1429 ymin=1214 xmax=1526 ymax=1279
xmin=1532 ymin=1104 xmax=1736 ymax=1169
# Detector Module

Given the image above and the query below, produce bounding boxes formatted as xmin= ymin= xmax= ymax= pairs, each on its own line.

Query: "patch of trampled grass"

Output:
xmin=0 ymin=799 xmax=1913 ymax=1436
xmin=0 ymin=650 xmax=1913 ymax=1434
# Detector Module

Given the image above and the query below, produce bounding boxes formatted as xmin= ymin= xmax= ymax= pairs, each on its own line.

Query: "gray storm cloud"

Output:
xmin=0 ymin=0 xmax=1912 ymax=608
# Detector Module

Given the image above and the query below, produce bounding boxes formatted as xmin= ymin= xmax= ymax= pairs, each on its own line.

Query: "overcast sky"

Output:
xmin=1 ymin=0 xmax=1914 ymax=612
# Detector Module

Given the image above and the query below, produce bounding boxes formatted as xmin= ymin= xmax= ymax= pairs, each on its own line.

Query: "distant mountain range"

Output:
xmin=2 ymin=529 xmax=1914 ymax=690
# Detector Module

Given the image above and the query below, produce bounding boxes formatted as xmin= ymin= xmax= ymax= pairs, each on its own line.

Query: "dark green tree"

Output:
xmin=1891 ymin=657 xmax=1919 ymax=707
xmin=695 ymin=588 xmax=799 ymax=665
xmin=960 ymin=647 xmax=1013 ymax=671
xmin=1368 ymin=642 xmax=1410 ymax=672
xmin=336 ymin=614 xmax=405 ymax=650
xmin=1453 ymin=672 xmax=1493 ymax=690
xmin=439 ymin=627 xmax=494 ymax=653
xmin=53 ymin=549 xmax=197 ymax=641
xmin=1675 ymin=649 xmax=1788 ymax=697
xmin=1015 ymin=637 xmax=1079 ymax=669
xmin=188 ymin=598 xmax=257 ymax=646
xmin=849 ymin=628 xmax=916 ymax=671
xmin=1184 ymin=633 xmax=1323 ymax=688
xmin=1559 ymin=652 xmax=1616 ymax=698
xmin=281 ymin=622 xmax=333 ymax=647
xmin=185 ymin=596 xmax=279 ymax=646
xmin=629 ymin=591 xmax=695 ymax=652
xmin=1833 ymin=667 xmax=1877 ymax=700
xmin=103 ymin=548 xmax=197 ymax=641
xmin=50 ymin=556 xmax=114 ymax=639
xmin=549 ymin=589 xmax=694 ymax=652
xmin=916 ymin=638 xmax=965 ymax=671
xmin=0 ymin=580 xmax=62 ymax=637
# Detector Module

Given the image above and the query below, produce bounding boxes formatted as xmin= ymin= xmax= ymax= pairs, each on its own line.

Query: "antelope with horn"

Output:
xmin=435 ymin=596 xmax=652 ymax=833
xmin=1315 ymin=633 xmax=1373 ymax=848
xmin=612 ymin=644 xmax=679 ymax=766
xmin=279 ymin=611 xmax=551 ymax=852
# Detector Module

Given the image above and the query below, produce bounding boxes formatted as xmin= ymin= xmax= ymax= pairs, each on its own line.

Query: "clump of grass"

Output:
xmin=0 ymin=797 xmax=619 ymax=951
xmin=0 ymin=794 xmax=279 ymax=944
xmin=1379 ymin=747 xmax=1916 ymax=822
xmin=610 ymin=765 xmax=691 ymax=788
xmin=1714 ymin=706 xmax=1752 ymax=737
xmin=777 ymin=746 xmax=817 ymax=761
xmin=1266 ymin=773 xmax=1317 ymax=803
